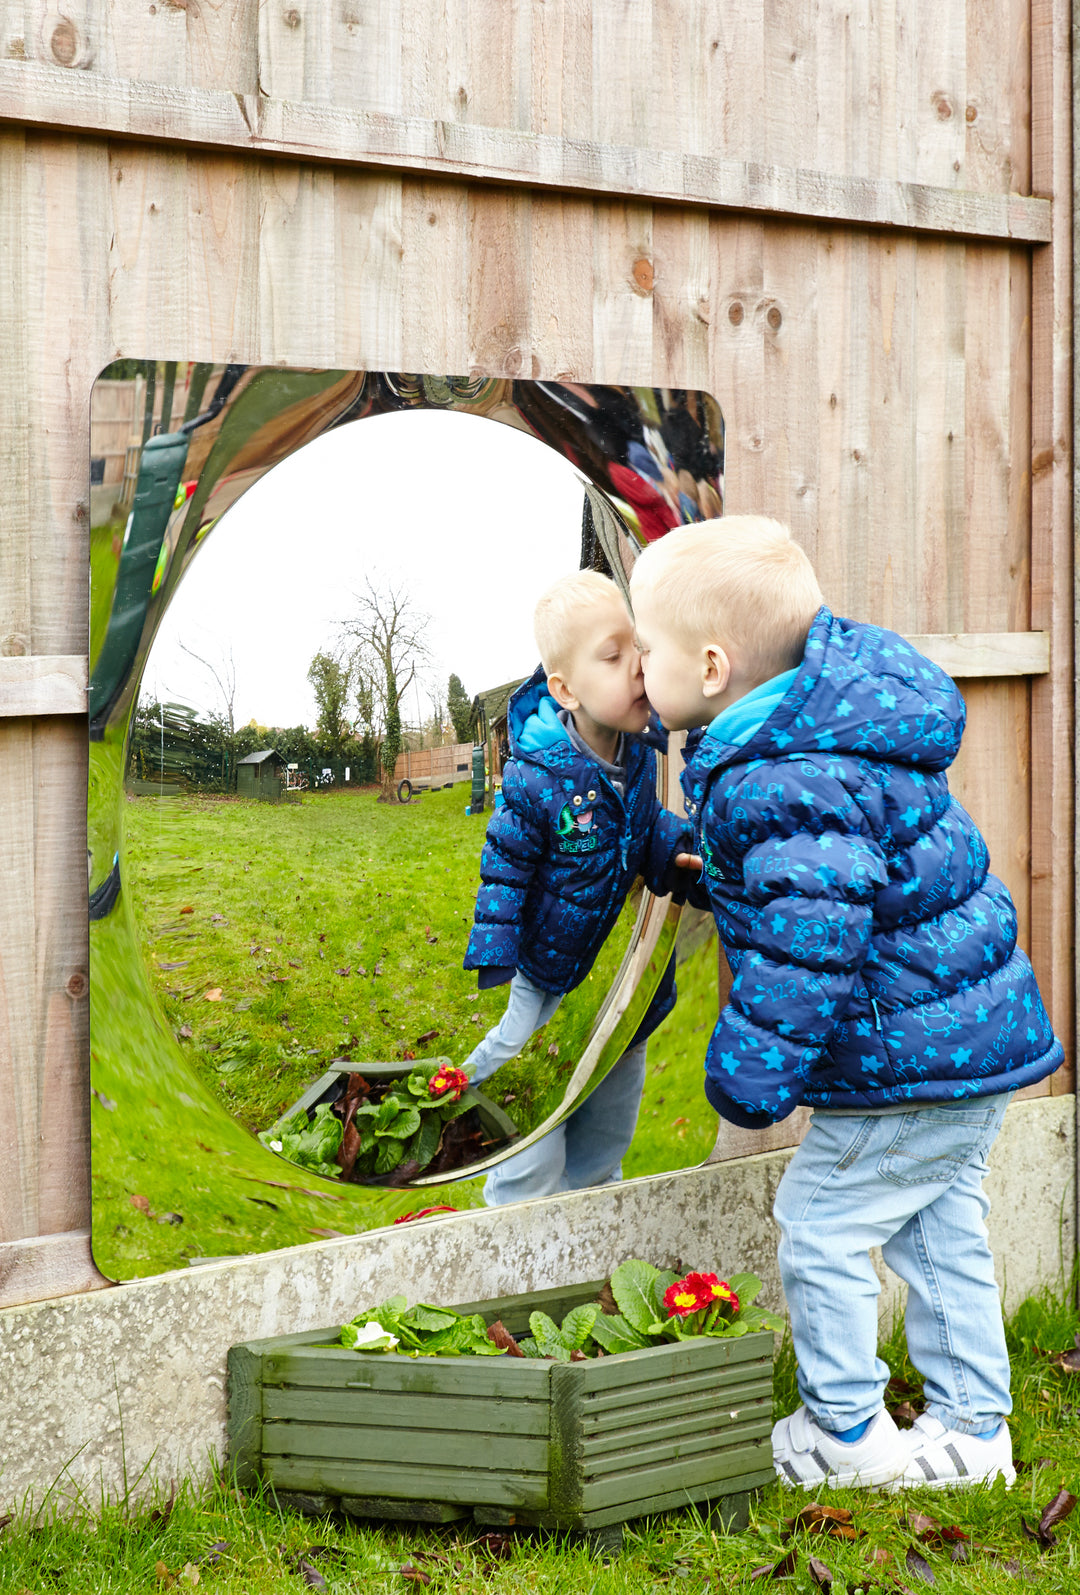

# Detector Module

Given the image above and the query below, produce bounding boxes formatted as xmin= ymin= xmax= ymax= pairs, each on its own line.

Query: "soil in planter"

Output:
xmin=322 ymin=1071 xmax=513 ymax=1184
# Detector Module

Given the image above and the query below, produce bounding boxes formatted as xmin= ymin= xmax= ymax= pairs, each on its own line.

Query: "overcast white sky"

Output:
xmin=143 ymin=409 xmax=587 ymax=730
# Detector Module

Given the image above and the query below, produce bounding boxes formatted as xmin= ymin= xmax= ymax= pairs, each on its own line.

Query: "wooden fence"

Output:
xmin=394 ymin=743 xmax=475 ymax=787
xmin=0 ymin=0 xmax=1072 ymax=1308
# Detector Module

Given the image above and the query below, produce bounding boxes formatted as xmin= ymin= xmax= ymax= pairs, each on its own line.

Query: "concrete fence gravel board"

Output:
xmin=0 ymin=1096 xmax=1073 ymax=1513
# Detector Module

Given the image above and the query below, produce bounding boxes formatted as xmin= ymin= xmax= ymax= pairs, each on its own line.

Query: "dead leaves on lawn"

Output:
xmin=751 ymin=1490 xmax=1077 ymax=1591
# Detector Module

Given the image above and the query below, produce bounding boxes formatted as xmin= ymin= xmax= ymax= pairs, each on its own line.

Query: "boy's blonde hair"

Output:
xmin=534 ymin=569 xmax=627 ymax=677
xmin=630 ymin=516 xmax=823 ymax=680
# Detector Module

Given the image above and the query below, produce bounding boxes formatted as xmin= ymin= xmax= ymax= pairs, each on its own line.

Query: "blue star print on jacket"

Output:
xmin=464 ymin=664 xmax=694 ymax=1040
xmin=682 ymin=607 xmax=1063 ymax=1128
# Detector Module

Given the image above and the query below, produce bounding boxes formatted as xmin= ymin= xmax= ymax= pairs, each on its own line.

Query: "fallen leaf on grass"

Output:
xmin=334 ymin=967 xmax=351 ymax=978
xmin=155 ymin=1561 xmax=175 ymax=1587
xmin=471 ymin=1530 xmax=514 ymax=1564
xmin=179 ymin=906 xmax=194 ymax=915
xmin=178 ymin=1025 xmax=193 ymax=1039
xmin=193 ymin=1541 xmax=230 ymax=1567
xmin=417 ymin=1029 xmax=439 ymax=1044
xmin=750 ymin=1548 xmax=797 ymax=1580
xmin=808 ymin=1556 xmax=833 ymax=1592
xmin=155 ymin=1212 xmax=184 ymax=1225
xmin=0 ymin=1513 xmax=12 ymax=1533
xmin=891 ymin=1400 xmax=922 ymax=1426
xmin=905 ymin=1547 xmax=936 ymax=1584
xmin=470 ymin=1013 xmax=481 ymax=1024
xmin=92 ymin=1089 xmax=117 ymax=1111
xmin=158 ymin=960 xmax=189 ymax=971
xmin=1021 ymin=1487 xmax=1077 ymax=1548
xmin=129 ymin=1194 xmax=152 ymax=1215
xmin=308 ymin=1226 xmax=348 ymax=1239
xmin=290 ymin=1561 xmax=325 ymax=1590
xmin=1015 ymin=1456 xmax=1054 ymax=1474
xmin=149 ymin=1485 xmax=177 ymax=1527
xmin=289 ymin=960 xmax=301 ymax=968
xmin=399 ymin=1566 xmax=431 ymax=1586
xmin=372 ymin=962 xmax=384 ymax=977
xmin=785 ymin=1503 xmax=859 ymax=1541
xmin=204 ymin=988 xmax=223 ymax=1002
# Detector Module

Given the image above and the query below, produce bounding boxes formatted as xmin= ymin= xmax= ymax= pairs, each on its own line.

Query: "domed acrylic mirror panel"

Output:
xmin=89 ymin=367 xmax=725 ymax=1280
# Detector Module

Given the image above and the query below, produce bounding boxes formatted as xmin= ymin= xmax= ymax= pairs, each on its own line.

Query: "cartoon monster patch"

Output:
xmin=556 ymin=802 xmax=598 ymax=853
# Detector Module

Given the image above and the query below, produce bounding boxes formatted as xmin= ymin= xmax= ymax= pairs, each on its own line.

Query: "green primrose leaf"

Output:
xmin=725 ymin=1272 xmax=763 ymax=1309
xmin=560 ymin=1304 xmax=599 ymax=1350
xmin=651 ymin=1270 xmax=680 ymax=1318
xmin=384 ymin=1106 xmax=422 ymax=1140
xmin=529 ymin=1311 xmax=572 ymax=1359
xmin=610 ymin=1259 xmax=662 ymax=1334
xmin=405 ymin=1114 xmax=443 ymax=1170
xmin=588 ymin=1313 xmax=649 ymax=1356
xmin=439 ymin=1094 xmax=474 ymax=1123
xmin=516 ymin=1337 xmax=541 ymax=1358
xmin=402 ymin=1304 xmax=461 ymax=1332
xmin=374 ymin=1137 xmax=405 ymax=1174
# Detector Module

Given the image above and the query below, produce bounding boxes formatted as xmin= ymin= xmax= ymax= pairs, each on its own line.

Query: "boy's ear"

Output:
xmin=547 ymin=671 xmax=579 ymax=711
xmin=700 ymin=643 xmax=732 ymax=701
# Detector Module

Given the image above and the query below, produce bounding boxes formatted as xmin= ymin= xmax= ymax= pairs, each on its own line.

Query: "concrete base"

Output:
xmin=0 ymin=1095 xmax=1073 ymax=1513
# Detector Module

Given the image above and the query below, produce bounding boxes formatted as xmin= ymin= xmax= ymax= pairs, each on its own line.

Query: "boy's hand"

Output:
xmin=675 ymin=852 xmax=703 ymax=872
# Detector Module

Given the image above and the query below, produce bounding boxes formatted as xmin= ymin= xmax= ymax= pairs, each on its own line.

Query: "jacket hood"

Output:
xmin=507 ymin=666 xmax=570 ymax=758
xmin=508 ymin=663 xmax=669 ymax=765
xmin=691 ymin=608 xmax=966 ymax=775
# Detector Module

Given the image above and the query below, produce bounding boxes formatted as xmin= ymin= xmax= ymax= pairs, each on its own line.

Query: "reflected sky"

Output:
xmin=145 ymin=410 xmax=586 ymax=729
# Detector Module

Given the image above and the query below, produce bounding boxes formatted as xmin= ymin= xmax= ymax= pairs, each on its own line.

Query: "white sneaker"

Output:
xmin=773 ymin=1406 xmax=907 ymax=1489
xmin=888 ymin=1412 xmax=1016 ymax=1490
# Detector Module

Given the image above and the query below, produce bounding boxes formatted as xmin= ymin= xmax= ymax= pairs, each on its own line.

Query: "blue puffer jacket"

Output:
xmin=683 ymin=608 xmax=1062 ymax=1127
xmin=465 ymin=667 xmax=691 ymax=1037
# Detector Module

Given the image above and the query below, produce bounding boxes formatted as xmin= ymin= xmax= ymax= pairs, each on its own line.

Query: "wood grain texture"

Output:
xmin=0 ymin=1229 xmax=111 ymax=1310
xmin=0 ymin=656 xmax=88 ymax=716
xmin=0 ymin=0 xmax=1070 ymax=1297
xmin=1028 ymin=0 xmax=1074 ymax=1087
xmin=0 ymin=62 xmax=1052 ymax=244
xmin=3 ymin=1 xmax=1036 ymax=198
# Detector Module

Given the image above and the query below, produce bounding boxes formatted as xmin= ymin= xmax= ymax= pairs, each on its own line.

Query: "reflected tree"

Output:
xmin=447 ymin=672 xmax=473 ymax=743
xmin=343 ymin=579 xmax=431 ymax=798
xmin=307 ymin=648 xmax=354 ymax=757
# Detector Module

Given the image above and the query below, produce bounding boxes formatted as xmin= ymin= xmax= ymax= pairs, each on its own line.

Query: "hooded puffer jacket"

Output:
xmin=682 ymin=608 xmax=1062 ymax=1128
xmin=465 ymin=666 xmax=691 ymax=1035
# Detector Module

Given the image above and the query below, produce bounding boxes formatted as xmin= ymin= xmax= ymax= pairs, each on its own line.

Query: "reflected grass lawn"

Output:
xmin=124 ymin=785 xmax=508 ymax=1133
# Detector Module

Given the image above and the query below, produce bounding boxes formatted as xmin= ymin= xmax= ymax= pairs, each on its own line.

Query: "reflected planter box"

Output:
xmin=228 ymin=1280 xmax=774 ymax=1539
xmin=279 ymin=1061 xmax=520 ymax=1184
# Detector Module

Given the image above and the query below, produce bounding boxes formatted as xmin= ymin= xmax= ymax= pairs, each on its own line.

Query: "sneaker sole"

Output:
xmin=775 ymin=1459 xmax=907 ymax=1490
xmin=885 ymin=1464 xmax=1016 ymax=1492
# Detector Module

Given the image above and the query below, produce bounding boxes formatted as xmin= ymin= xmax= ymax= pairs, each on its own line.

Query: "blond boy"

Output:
xmin=630 ymin=518 xmax=1061 ymax=1490
xmin=463 ymin=570 xmax=698 ymax=1204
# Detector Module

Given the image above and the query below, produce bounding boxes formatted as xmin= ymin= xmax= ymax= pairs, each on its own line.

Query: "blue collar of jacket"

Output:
xmin=508 ymin=663 xmax=667 ymax=774
xmin=682 ymin=605 xmax=966 ymax=802
xmin=704 ymin=668 xmax=799 ymax=750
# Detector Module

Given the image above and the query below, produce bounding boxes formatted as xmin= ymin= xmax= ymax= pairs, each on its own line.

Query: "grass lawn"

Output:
xmin=3 ymin=1282 xmax=1078 ymax=1592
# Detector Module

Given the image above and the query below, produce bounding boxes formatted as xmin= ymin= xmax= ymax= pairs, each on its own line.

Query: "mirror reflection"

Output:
xmin=89 ymin=369 xmax=725 ymax=1279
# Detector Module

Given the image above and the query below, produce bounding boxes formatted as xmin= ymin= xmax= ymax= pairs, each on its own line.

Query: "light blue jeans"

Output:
xmin=774 ymin=1093 xmax=1013 ymax=1436
xmin=467 ymin=972 xmax=648 ymax=1205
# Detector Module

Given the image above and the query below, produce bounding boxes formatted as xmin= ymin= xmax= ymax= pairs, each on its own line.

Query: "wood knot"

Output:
xmin=965 ymin=103 xmax=978 ymax=123
xmin=283 ymin=6 xmax=301 ymax=25
xmin=67 ymin=972 xmax=89 ymax=1000
xmin=766 ymin=305 xmax=782 ymax=331
xmin=631 ymin=257 xmax=654 ymax=294
xmin=932 ymin=92 xmax=953 ymax=120
xmin=50 ymin=19 xmax=79 ymax=66
xmin=1 ymin=634 xmax=27 ymax=657
xmin=727 ymin=300 xmax=744 ymax=326
xmin=829 ymin=393 xmax=837 ymax=409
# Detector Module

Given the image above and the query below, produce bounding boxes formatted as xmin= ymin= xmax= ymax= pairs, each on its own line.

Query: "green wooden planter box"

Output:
xmin=228 ymin=1279 xmax=775 ymax=1537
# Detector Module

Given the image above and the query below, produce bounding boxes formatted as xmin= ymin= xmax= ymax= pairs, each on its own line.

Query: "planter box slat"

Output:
xmin=581 ymin=1366 xmax=773 ymax=1425
xmin=576 ymin=1334 xmax=766 ymax=1392
xmin=582 ymin=1441 xmax=774 ymax=1512
xmin=266 ymin=1453 xmax=551 ymax=1509
xmin=583 ymin=1416 xmax=772 ymax=1478
xmin=229 ymin=1284 xmax=775 ymax=1533
xmin=262 ymin=1420 xmax=552 ymax=1472
xmin=263 ymin=1387 xmax=552 ymax=1436
xmin=582 ymin=1403 xmax=772 ymax=1461
xmin=263 ymin=1349 xmax=549 ymax=1398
